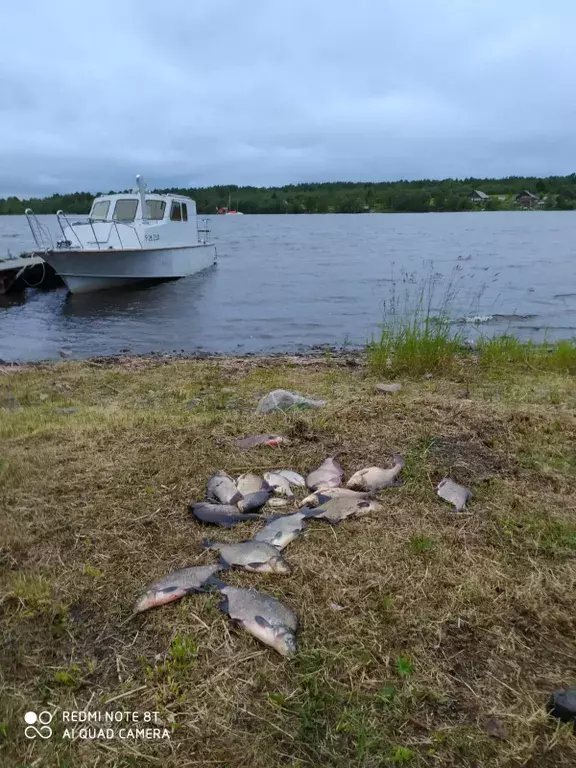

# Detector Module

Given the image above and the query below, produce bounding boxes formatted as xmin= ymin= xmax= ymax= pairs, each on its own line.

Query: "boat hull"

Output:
xmin=42 ymin=244 xmax=217 ymax=294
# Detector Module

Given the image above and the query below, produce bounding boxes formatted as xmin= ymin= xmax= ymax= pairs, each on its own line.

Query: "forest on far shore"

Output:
xmin=2 ymin=174 xmax=576 ymax=215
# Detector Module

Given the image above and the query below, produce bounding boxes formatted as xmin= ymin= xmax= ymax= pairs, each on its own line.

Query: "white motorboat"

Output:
xmin=25 ymin=175 xmax=217 ymax=294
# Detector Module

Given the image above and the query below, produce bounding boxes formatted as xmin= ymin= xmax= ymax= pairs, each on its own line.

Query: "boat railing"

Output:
xmin=25 ymin=209 xmax=54 ymax=251
xmin=55 ymin=212 xmax=144 ymax=250
xmin=197 ymin=218 xmax=211 ymax=245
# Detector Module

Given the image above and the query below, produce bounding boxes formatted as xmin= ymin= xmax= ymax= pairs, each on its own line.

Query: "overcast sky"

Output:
xmin=2 ymin=0 xmax=575 ymax=196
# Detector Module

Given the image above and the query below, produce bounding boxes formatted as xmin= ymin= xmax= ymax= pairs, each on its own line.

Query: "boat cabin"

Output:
xmin=89 ymin=193 xmax=197 ymax=223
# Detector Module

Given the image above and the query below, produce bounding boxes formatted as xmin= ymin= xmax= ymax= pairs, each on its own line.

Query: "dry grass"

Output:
xmin=1 ymin=354 xmax=576 ymax=767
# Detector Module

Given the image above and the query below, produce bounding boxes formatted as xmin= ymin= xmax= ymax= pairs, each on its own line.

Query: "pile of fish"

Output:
xmin=132 ymin=454 xmax=473 ymax=657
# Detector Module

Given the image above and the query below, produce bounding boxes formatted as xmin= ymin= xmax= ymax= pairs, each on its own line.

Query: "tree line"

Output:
xmin=2 ymin=175 xmax=576 ymax=215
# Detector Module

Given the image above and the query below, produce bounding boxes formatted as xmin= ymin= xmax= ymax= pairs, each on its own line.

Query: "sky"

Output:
xmin=2 ymin=0 xmax=576 ymax=197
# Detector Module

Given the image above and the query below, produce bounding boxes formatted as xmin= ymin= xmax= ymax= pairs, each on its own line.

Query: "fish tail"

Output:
xmin=202 ymin=539 xmax=218 ymax=550
xmin=203 ymin=575 xmax=228 ymax=591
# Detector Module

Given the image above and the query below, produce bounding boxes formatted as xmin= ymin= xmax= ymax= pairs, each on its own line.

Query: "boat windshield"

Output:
xmin=91 ymin=200 xmax=110 ymax=220
xmin=113 ymin=199 xmax=138 ymax=222
xmin=145 ymin=200 xmax=166 ymax=220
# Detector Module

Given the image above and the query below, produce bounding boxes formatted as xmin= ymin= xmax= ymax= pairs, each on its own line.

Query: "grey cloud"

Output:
xmin=2 ymin=0 xmax=576 ymax=196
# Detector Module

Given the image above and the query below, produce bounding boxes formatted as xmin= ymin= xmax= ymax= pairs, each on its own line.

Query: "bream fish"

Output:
xmin=203 ymin=539 xmax=291 ymax=573
xmin=206 ymin=471 xmax=243 ymax=505
xmin=264 ymin=472 xmax=294 ymax=497
xmin=237 ymin=489 xmax=271 ymax=513
xmin=306 ymin=457 xmax=344 ymax=491
xmin=436 ymin=478 xmax=472 ymax=512
xmin=189 ymin=502 xmax=269 ymax=528
xmin=210 ymin=578 xmax=298 ymax=656
xmin=237 ymin=473 xmax=270 ymax=496
xmin=133 ymin=564 xmax=220 ymax=614
xmin=253 ymin=509 xmax=320 ymax=550
xmin=346 ymin=454 xmax=405 ymax=492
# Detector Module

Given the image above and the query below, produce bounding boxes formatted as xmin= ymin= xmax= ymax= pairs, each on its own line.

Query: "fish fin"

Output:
xmin=218 ymin=595 xmax=230 ymax=614
xmin=254 ymin=615 xmax=273 ymax=629
xmin=205 ymin=575 xmax=228 ymax=591
xmin=247 ymin=561 xmax=265 ymax=569
xmin=160 ymin=585 xmax=180 ymax=594
xmin=385 ymin=479 xmax=404 ymax=487
xmin=301 ymin=507 xmax=326 ymax=518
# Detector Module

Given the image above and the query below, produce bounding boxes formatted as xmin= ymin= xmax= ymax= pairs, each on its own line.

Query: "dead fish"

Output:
xmin=436 ymin=478 xmax=472 ymax=512
xmin=264 ymin=472 xmax=294 ymax=497
xmin=189 ymin=502 xmax=269 ymax=527
xmin=237 ymin=473 xmax=270 ymax=496
xmin=314 ymin=497 xmax=382 ymax=524
xmin=376 ymin=382 xmax=402 ymax=394
xmin=253 ymin=509 xmax=320 ymax=550
xmin=236 ymin=434 xmax=286 ymax=449
xmin=346 ymin=454 xmax=405 ymax=492
xmin=203 ymin=539 xmax=291 ymax=573
xmin=275 ymin=469 xmax=306 ymax=488
xmin=306 ymin=457 xmax=344 ymax=491
xmin=267 ymin=498 xmax=289 ymax=508
xmin=237 ymin=489 xmax=271 ymax=513
xmin=209 ymin=578 xmax=298 ymax=656
xmin=207 ymin=471 xmax=243 ymax=505
xmin=133 ymin=564 xmax=220 ymax=614
xmin=298 ymin=487 xmax=369 ymax=508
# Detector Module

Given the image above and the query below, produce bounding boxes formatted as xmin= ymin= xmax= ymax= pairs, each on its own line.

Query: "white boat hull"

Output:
xmin=43 ymin=243 xmax=217 ymax=294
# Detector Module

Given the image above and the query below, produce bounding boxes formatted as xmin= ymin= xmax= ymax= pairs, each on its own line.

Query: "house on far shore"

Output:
xmin=468 ymin=190 xmax=490 ymax=203
xmin=515 ymin=190 xmax=541 ymax=209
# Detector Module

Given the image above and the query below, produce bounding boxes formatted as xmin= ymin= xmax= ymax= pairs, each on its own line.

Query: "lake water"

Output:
xmin=1 ymin=212 xmax=575 ymax=362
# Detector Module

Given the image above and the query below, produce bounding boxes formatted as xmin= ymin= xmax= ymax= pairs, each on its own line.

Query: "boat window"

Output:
xmin=170 ymin=201 xmax=182 ymax=221
xmin=113 ymin=199 xmax=138 ymax=221
xmin=145 ymin=199 xmax=166 ymax=220
xmin=91 ymin=200 xmax=110 ymax=220
xmin=181 ymin=203 xmax=188 ymax=221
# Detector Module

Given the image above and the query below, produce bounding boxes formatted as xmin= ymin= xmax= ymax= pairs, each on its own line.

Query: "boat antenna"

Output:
xmin=136 ymin=174 xmax=147 ymax=220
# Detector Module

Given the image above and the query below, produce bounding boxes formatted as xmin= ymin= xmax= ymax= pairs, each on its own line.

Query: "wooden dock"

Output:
xmin=0 ymin=254 xmax=62 ymax=294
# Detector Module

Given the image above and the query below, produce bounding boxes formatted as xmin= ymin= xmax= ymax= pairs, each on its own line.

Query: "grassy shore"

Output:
xmin=1 ymin=352 xmax=576 ymax=767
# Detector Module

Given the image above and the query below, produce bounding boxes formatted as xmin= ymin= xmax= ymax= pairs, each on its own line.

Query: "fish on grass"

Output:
xmin=314 ymin=497 xmax=382 ymax=524
xmin=207 ymin=471 xmax=243 ymax=505
xmin=189 ymin=502 xmax=269 ymax=528
xmin=236 ymin=434 xmax=286 ymax=449
xmin=133 ymin=564 xmax=221 ymax=614
xmin=436 ymin=478 xmax=472 ymax=512
xmin=264 ymin=472 xmax=294 ymax=497
xmin=346 ymin=454 xmax=405 ymax=492
xmin=275 ymin=470 xmax=306 ymax=488
xmin=306 ymin=457 xmax=344 ymax=491
xmin=237 ymin=489 xmax=271 ymax=513
xmin=237 ymin=473 xmax=270 ymax=496
xmin=298 ymin=487 xmax=370 ymax=508
xmin=209 ymin=577 xmax=298 ymax=656
xmin=253 ymin=509 xmax=321 ymax=550
xmin=203 ymin=539 xmax=292 ymax=573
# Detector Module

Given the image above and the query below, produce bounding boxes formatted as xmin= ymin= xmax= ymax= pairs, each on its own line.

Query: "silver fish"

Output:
xmin=346 ymin=454 xmax=405 ymax=492
xmin=237 ymin=473 xmax=270 ymax=496
xmin=298 ymin=487 xmax=370 ymax=508
xmin=211 ymin=579 xmax=298 ymax=656
xmin=189 ymin=502 xmax=269 ymax=527
xmin=436 ymin=478 xmax=472 ymax=512
xmin=133 ymin=564 xmax=220 ymax=614
xmin=253 ymin=510 xmax=320 ymax=550
xmin=306 ymin=457 xmax=344 ymax=491
xmin=203 ymin=539 xmax=291 ymax=573
xmin=207 ymin=471 xmax=243 ymax=505
xmin=314 ymin=497 xmax=382 ymax=524
xmin=264 ymin=472 xmax=294 ymax=497
xmin=275 ymin=470 xmax=307 ymax=488
xmin=237 ymin=489 xmax=271 ymax=513
xmin=267 ymin=498 xmax=289 ymax=508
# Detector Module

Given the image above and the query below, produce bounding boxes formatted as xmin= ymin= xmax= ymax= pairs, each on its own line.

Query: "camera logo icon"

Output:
xmin=24 ymin=711 xmax=53 ymax=739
